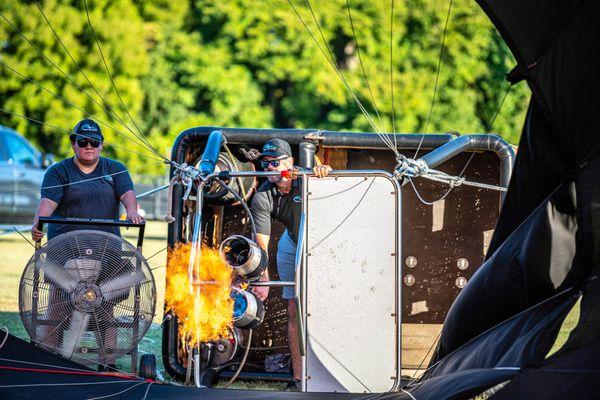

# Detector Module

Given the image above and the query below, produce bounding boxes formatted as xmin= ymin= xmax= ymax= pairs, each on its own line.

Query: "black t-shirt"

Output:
xmin=41 ymin=157 xmax=134 ymax=239
xmin=250 ymin=179 xmax=301 ymax=243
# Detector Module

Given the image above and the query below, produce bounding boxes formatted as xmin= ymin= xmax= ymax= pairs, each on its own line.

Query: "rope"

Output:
xmin=287 ymin=0 xmax=400 ymax=157
xmin=0 ymin=381 xmax=145 ymax=389
xmin=426 ymin=82 xmax=514 ymax=192
xmin=33 ymin=1 xmax=141 ymax=141
xmin=0 ymin=107 xmax=165 ymax=163
xmin=309 ymin=178 xmax=367 ymax=201
xmin=1 ymin=7 xmax=170 ymax=163
xmin=0 ymin=356 xmax=124 ymax=375
xmin=145 ymin=247 xmax=167 ymax=261
xmin=215 ymin=178 xmax=258 ymax=240
xmin=0 ymin=13 xmax=136 ymax=143
xmin=0 ymin=327 xmax=8 ymax=350
xmin=345 ymin=0 xmax=383 ymax=128
xmin=414 ymin=0 xmax=454 ymax=158
xmin=223 ymin=144 xmax=249 ymax=202
xmin=408 ymin=287 xmax=577 ymax=386
xmin=82 ymin=0 xmax=164 ymax=160
xmin=401 ymin=388 xmax=418 ymax=400
xmin=12 ymin=227 xmax=35 ymax=248
xmin=390 ymin=0 xmax=397 ymax=137
xmin=309 ymin=333 xmax=372 ymax=393
xmin=0 ymin=352 xmax=153 ymax=390
xmin=407 ymin=329 xmax=442 ymax=386
xmin=421 ymin=173 xmax=507 ymax=192
xmin=164 ymin=175 xmax=179 ymax=223
xmin=140 ymin=382 xmax=154 ymax=400
xmin=0 ymin=161 xmax=164 ymax=195
xmin=486 ymin=83 xmax=513 ymax=133
xmin=84 ymin=381 xmax=148 ymax=400
xmin=407 ymin=177 xmax=454 ymax=206
xmin=0 ymin=62 xmax=164 ymax=159
xmin=0 ymin=365 xmax=144 ymax=381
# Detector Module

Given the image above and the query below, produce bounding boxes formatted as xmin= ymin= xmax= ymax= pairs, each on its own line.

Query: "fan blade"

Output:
xmin=41 ymin=260 xmax=79 ymax=292
xmin=99 ymin=270 xmax=146 ymax=302
xmin=64 ymin=258 xmax=102 ymax=282
xmin=57 ymin=310 xmax=90 ymax=359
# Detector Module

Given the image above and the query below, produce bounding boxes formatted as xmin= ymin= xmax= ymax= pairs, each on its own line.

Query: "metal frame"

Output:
xmin=32 ymin=217 xmax=147 ymax=372
xmin=189 ymin=169 xmax=402 ymax=392
xmin=296 ymin=170 xmax=402 ymax=392
xmin=163 ymin=127 xmax=515 ymax=385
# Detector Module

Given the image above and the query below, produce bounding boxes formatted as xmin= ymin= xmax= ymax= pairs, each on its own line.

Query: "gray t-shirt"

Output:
xmin=41 ymin=157 xmax=133 ymax=239
xmin=250 ymin=179 xmax=301 ymax=243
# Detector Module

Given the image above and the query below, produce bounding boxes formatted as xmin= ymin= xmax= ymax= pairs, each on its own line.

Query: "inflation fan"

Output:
xmin=18 ymin=229 xmax=156 ymax=370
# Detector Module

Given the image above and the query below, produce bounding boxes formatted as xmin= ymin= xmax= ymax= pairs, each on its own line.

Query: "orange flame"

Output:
xmin=165 ymin=243 xmax=234 ymax=346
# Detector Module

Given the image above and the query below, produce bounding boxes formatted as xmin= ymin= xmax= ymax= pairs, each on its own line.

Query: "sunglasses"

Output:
xmin=260 ymin=157 xmax=288 ymax=169
xmin=76 ymin=138 xmax=102 ymax=148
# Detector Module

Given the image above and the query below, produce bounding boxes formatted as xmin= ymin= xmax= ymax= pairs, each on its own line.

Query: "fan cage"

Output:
xmin=19 ymin=230 xmax=156 ymax=369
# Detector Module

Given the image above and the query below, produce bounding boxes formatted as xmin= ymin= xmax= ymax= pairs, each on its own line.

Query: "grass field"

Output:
xmin=0 ymin=221 xmax=581 ymax=394
xmin=0 ymin=222 xmax=284 ymax=390
xmin=0 ymin=221 xmax=169 ymax=374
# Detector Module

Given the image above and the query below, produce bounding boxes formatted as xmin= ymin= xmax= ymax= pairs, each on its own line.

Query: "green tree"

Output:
xmin=1 ymin=0 xmax=529 ymax=178
xmin=0 ymin=0 xmax=161 ymax=172
xmin=190 ymin=0 xmax=528 ymax=140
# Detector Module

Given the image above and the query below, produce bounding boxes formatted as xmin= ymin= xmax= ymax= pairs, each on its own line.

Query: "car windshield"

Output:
xmin=4 ymin=132 xmax=40 ymax=168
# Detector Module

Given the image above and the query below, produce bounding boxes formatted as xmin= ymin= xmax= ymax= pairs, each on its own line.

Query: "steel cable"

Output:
xmin=287 ymin=0 xmax=400 ymax=157
xmin=0 ymin=11 xmax=164 ymax=161
xmin=413 ymin=0 xmax=454 ymax=159
xmin=0 ymin=161 xmax=164 ymax=194
xmin=0 ymin=107 xmax=165 ymax=163
xmin=0 ymin=61 xmax=166 ymax=161
xmin=82 ymin=0 xmax=164 ymax=160
xmin=33 ymin=1 xmax=141 ymax=142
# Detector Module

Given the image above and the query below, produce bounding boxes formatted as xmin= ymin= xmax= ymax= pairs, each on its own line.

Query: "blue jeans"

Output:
xmin=277 ymin=230 xmax=297 ymax=300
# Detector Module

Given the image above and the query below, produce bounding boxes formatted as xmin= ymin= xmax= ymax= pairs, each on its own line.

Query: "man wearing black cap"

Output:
xmin=29 ymin=119 xmax=143 ymax=367
xmin=250 ymin=138 xmax=331 ymax=388
xmin=31 ymin=118 xmax=143 ymax=241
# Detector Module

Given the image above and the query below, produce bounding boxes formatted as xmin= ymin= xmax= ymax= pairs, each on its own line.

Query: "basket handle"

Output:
xmin=36 ymin=216 xmax=146 ymax=250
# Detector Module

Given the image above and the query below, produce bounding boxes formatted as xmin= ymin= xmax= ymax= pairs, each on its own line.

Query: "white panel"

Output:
xmin=306 ymin=176 xmax=396 ymax=393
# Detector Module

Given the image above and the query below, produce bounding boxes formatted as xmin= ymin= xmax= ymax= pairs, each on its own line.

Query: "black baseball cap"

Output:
xmin=71 ymin=119 xmax=103 ymax=142
xmin=261 ymin=138 xmax=292 ymax=158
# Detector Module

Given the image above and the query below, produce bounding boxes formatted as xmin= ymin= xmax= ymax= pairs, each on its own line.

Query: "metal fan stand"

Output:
xmin=32 ymin=216 xmax=147 ymax=373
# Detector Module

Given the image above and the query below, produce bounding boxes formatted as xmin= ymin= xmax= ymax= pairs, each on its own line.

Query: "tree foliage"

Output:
xmin=0 ymin=0 xmax=528 ymax=176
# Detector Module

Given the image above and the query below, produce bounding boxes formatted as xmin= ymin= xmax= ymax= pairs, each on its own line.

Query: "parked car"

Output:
xmin=0 ymin=125 xmax=49 ymax=225
xmin=0 ymin=125 xmax=168 ymax=230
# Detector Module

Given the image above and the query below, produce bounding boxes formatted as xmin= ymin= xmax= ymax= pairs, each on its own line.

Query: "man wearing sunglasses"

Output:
xmin=31 ymin=118 xmax=143 ymax=242
xmin=250 ymin=138 xmax=331 ymax=389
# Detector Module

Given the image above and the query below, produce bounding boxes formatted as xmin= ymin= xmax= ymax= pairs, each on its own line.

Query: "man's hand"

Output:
xmin=120 ymin=190 xmax=143 ymax=224
xmin=252 ymin=285 xmax=270 ymax=302
xmin=31 ymin=224 xmax=44 ymax=242
xmin=127 ymin=210 xmax=144 ymax=224
xmin=31 ymin=198 xmax=58 ymax=243
xmin=312 ymin=164 xmax=332 ymax=178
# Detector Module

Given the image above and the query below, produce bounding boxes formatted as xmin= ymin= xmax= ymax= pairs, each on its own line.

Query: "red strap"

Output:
xmin=0 ymin=365 xmax=152 ymax=382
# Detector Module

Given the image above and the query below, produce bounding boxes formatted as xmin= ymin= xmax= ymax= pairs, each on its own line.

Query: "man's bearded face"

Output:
xmin=264 ymin=156 xmax=292 ymax=183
